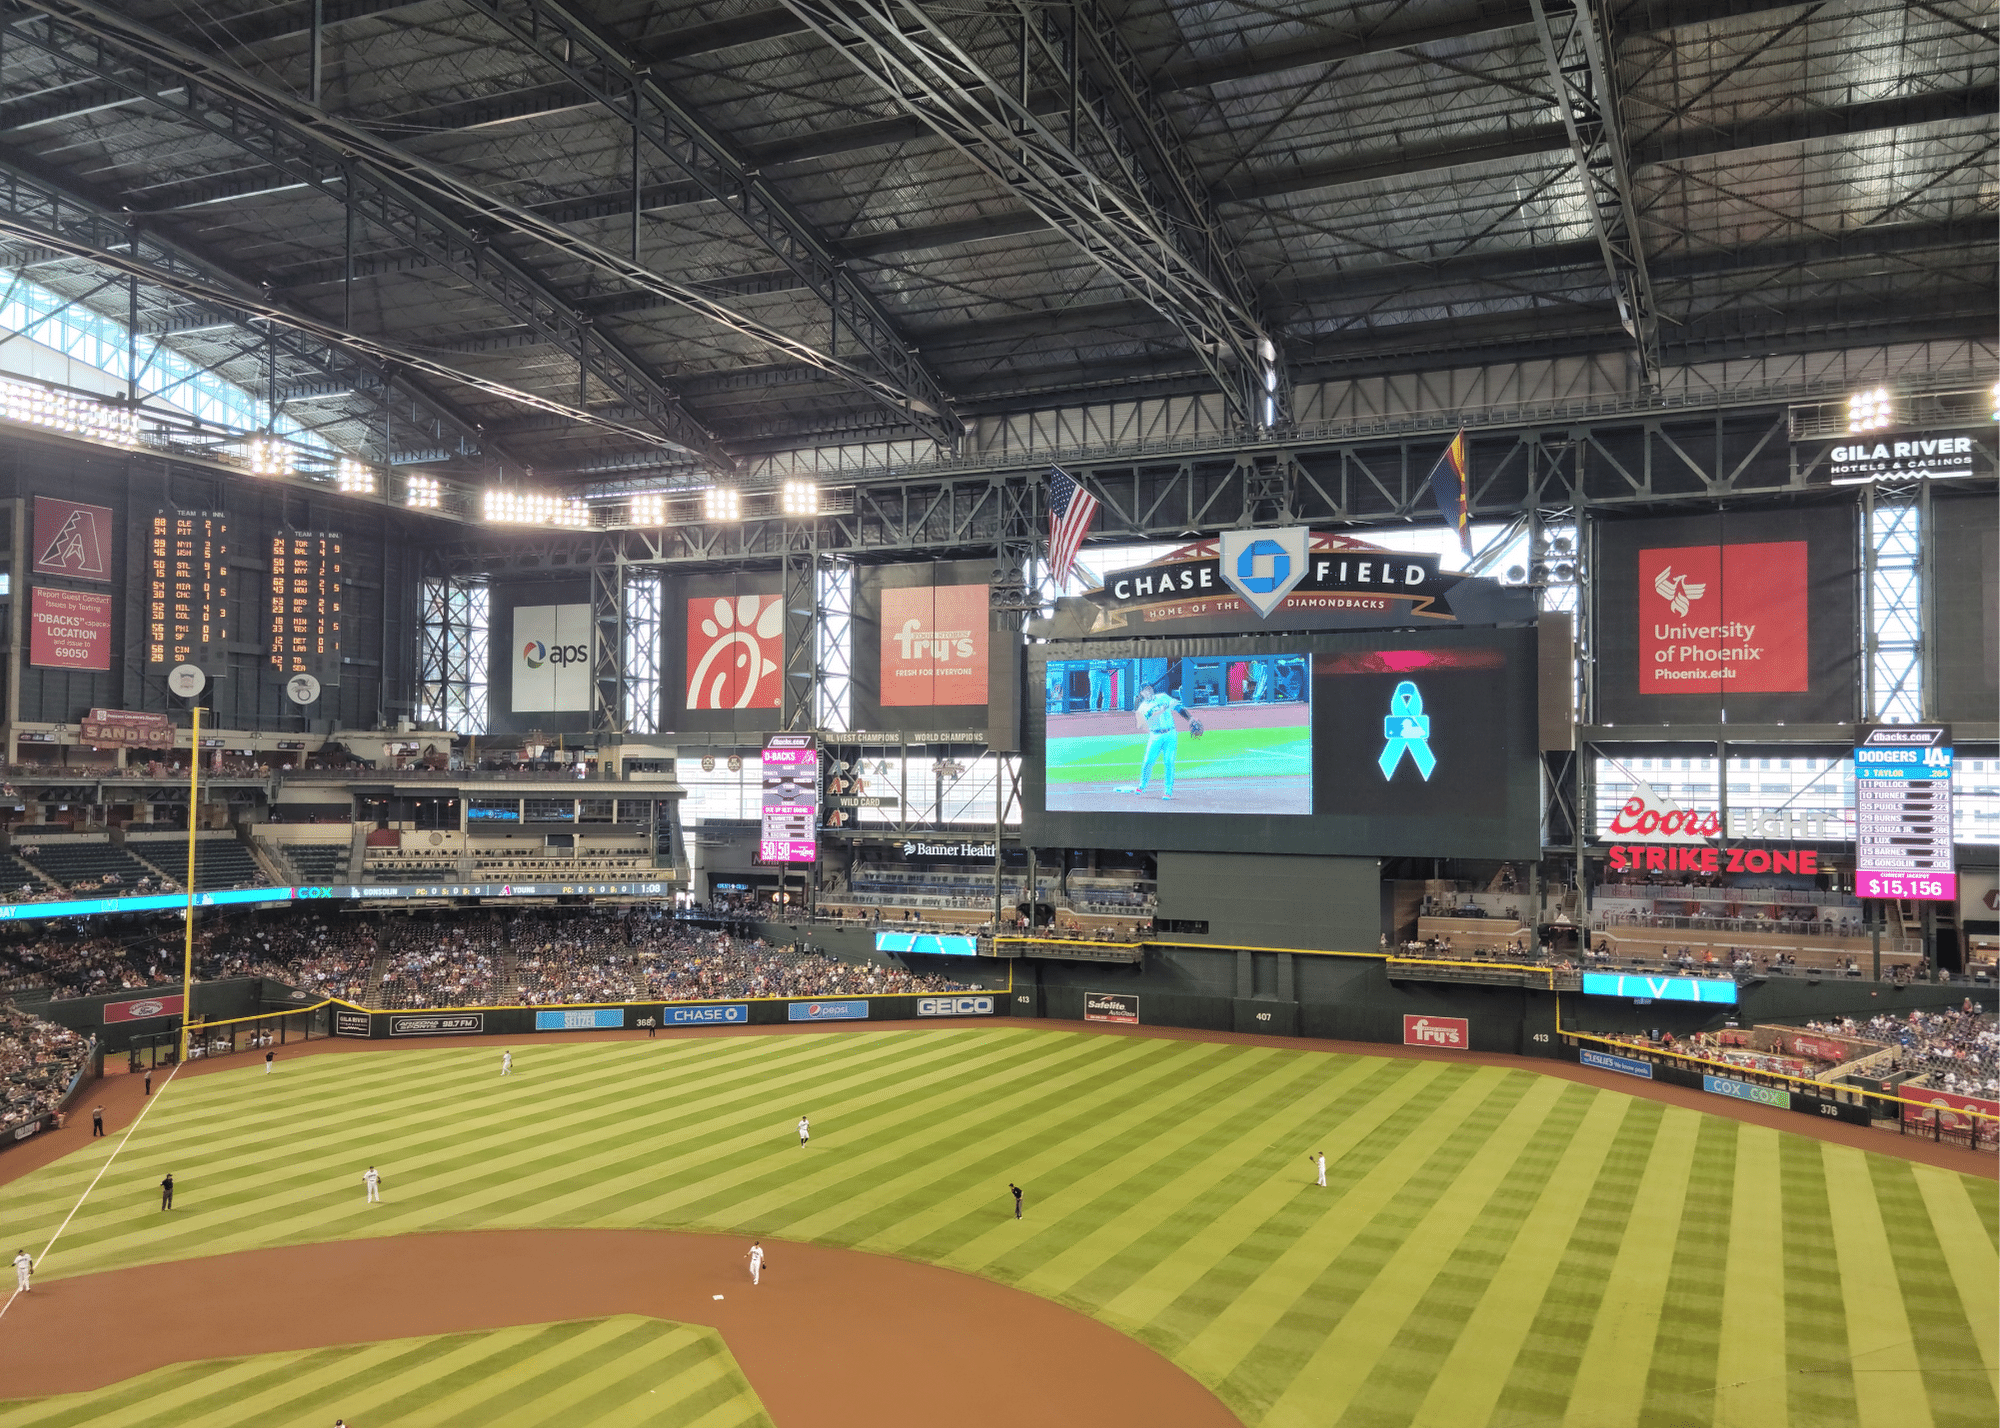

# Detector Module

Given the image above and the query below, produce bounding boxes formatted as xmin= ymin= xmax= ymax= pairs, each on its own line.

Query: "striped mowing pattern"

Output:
xmin=0 ymin=1317 xmax=771 ymax=1428
xmin=0 ymin=1027 xmax=1992 ymax=1428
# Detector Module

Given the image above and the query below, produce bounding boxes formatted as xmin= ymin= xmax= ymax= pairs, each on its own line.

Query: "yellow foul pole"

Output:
xmin=178 ymin=705 xmax=201 ymax=1062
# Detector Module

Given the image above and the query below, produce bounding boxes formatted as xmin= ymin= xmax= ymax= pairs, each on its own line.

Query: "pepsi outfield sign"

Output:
xmin=1580 ymin=972 xmax=1738 ymax=1006
xmin=787 ymin=999 xmax=869 ymax=1021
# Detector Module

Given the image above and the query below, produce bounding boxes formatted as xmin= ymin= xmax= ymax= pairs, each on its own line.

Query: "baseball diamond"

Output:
xmin=0 ymin=1027 xmax=1991 ymax=1427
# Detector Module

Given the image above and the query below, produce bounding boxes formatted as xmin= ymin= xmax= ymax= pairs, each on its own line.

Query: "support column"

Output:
xmin=780 ymin=521 xmax=818 ymax=732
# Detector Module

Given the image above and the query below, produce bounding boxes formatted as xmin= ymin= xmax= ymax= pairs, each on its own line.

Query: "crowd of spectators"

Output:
xmin=1805 ymin=1005 xmax=2000 ymax=1098
xmin=0 ymin=928 xmax=180 ymax=1000
xmin=375 ymin=914 xmax=504 ymax=1009
xmin=0 ymin=1003 xmax=90 ymax=1136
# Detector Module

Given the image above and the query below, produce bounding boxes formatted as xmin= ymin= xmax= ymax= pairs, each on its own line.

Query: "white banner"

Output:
xmin=512 ymin=604 xmax=592 ymax=712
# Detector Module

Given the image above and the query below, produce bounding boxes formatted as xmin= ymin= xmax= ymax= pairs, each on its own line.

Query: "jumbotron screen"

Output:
xmin=1043 ymin=654 xmax=1311 ymax=815
xmin=1024 ymin=629 xmax=1539 ymax=860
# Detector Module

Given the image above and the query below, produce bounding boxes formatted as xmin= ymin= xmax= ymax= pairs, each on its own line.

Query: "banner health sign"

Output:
xmin=535 ymin=1008 xmax=623 ymax=1031
xmin=788 ymin=999 xmax=869 ymax=1021
xmin=875 ymin=931 xmax=978 ymax=956
xmin=1580 ymin=972 xmax=1739 ymax=1005
xmin=1580 ymin=1047 xmax=1655 ymax=1080
xmin=1703 ymin=1075 xmax=1790 ymax=1109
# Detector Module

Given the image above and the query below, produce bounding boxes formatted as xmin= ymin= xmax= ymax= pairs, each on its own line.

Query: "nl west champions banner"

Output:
xmin=511 ymin=604 xmax=592 ymax=712
xmin=1595 ymin=508 xmax=1857 ymax=725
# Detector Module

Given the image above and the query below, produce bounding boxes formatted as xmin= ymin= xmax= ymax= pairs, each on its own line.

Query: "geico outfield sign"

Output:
xmin=917 ymin=996 xmax=994 ymax=1017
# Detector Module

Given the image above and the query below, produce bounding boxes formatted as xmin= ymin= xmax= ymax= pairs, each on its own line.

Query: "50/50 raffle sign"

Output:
xmin=29 ymin=586 xmax=112 ymax=670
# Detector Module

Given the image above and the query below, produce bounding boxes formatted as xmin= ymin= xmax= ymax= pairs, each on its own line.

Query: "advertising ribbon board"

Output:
xmin=1084 ymin=992 xmax=1138 ymax=1024
xmin=1402 ymin=1015 xmax=1469 ymax=1049
xmin=389 ymin=1013 xmax=484 ymax=1036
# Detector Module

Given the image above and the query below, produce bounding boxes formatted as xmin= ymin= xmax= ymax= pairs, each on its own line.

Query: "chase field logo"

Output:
xmin=1218 ymin=527 xmax=1309 ymax=619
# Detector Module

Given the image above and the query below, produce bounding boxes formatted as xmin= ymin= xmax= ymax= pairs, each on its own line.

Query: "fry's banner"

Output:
xmin=879 ymin=582 xmax=987 ymax=706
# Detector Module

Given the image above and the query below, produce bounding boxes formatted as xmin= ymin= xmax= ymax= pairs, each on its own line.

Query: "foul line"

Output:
xmin=0 ymin=1060 xmax=183 ymax=1323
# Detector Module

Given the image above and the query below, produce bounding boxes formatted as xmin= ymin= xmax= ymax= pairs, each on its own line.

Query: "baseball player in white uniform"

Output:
xmin=13 ymin=1249 xmax=31 ymax=1292
xmin=747 ymin=1241 xmax=765 ymax=1286
xmin=1312 ymin=1152 xmax=1326 ymax=1186
xmin=363 ymin=1166 xmax=381 ymax=1203
xmin=501 ymin=1050 xmax=512 ymax=1076
xmin=798 ymin=1115 xmax=810 ymax=1146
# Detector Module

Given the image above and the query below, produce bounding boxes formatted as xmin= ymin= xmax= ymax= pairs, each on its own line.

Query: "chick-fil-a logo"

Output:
xmin=686 ymin=594 xmax=783 ymax=709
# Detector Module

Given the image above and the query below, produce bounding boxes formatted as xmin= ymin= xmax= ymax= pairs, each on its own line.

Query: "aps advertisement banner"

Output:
xmin=29 ymin=586 xmax=112 ymax=670
xmin=511 ymin=604 xmax=592 ymax=713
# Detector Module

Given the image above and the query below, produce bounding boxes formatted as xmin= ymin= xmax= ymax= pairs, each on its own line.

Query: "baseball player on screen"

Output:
xmin=1120 ymin=681 xmax=1199 ymax=801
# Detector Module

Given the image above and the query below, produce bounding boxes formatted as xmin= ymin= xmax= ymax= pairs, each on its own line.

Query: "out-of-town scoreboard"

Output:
xmin=1853 ymin=724 xmax=1955 ymax=901
xmin=268 ymin=532 xmax=342 ymax=677
xmin=146 ymin=510 xmax=229 ymax=668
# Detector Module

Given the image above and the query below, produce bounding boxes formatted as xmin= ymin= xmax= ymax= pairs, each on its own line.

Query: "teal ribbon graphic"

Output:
xmin=1378 ymin=681 xmax=1436 ymax=780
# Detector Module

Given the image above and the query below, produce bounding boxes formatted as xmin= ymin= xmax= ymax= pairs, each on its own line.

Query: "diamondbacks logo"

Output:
xmin=1651 ymin=566 xmax=1707 ymax=616
xmin=686 ymin=594 xmax=783 ymax=709
xmin=31 ymin=497 xmax=112 ymax=580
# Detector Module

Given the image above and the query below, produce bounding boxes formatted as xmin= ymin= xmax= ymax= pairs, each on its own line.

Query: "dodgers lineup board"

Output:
xmin=1853 ymin=724 xmax=1956 ymax=901
xmin=760 ymin=734 xmax=818 ymax=863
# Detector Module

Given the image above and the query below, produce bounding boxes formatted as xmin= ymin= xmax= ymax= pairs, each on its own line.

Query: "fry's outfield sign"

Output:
xmin=1607 ymin=844 xmax=1820 ymax=874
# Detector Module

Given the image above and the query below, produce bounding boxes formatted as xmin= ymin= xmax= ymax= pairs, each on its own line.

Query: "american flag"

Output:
xmin=1046 ymin=465 xmax=1099 ymax=591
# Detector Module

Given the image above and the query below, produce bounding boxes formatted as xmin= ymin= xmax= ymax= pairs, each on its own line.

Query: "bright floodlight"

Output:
xmin=630 ymin=492 xmax=667 ymax=526
xmin=404 ymin=473 xmax=442 ymax=509
xmin=1990 ymin=378 xmax=1999 ymax=423
xmin=1846 ymin=387 xmax=1892 ymax=434
xmin=335 ymin=457 xmax=377 ymax=495
xmin=248 ymin=435 xmax=294 ymax=476
xmin=781 ymin=480 xmax=818 ymax=516
xmin=0 ymin=378 xmax=138 ymax=447
xmin=482 ymin=488 xmax=588 ymax=528
xmin=703 ymin=486 xmax=741 ymax=521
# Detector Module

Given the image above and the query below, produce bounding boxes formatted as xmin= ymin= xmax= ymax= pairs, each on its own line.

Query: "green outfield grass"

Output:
xmin=1046 ymin=724 xmax=1310 ymax=785
xmin=0 ymin=1317 xmax=771 ymax=1428
xmin=0 ymin=1027 xmax=1992 ymax=1428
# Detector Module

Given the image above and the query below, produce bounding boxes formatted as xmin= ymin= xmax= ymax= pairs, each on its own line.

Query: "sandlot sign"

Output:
xmin=1403 ymin=1015 xmax=1469 ymax=1049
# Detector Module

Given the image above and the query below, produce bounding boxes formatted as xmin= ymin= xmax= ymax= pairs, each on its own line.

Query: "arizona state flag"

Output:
xmin=1428 ymin=430 xmax=1471 ymax=556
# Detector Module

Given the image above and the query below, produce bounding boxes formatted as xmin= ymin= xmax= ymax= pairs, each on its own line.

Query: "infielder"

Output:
xmin=1311 ymin=1151 xmax=1326 ymax=1187
xmin=501 ymin=1050 xmax=512 ymax=1076
xmin=1121 ymin=682 xmax=1199 ymax=801
xmin=12 ymin=1248 xmax=30 ymax=1292
xmin=797 ymin=1115 xmax=810 ymax=1146
xmin=363 ymin=1166 xmax=381 ymax=1203
xmin=747 ymin=1240 xmax=765 ymax=1286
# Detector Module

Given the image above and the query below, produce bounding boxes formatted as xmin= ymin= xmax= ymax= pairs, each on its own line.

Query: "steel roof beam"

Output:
xmin=1528 ymin=0 xmax=1661 ymax=386
xmin=462 ymin=0 xmax=959 ymax=446
xmin=11 ymin=1 xmax=951 ymax=455
xmin=781 ymin=0 xmax=1282 ymax=432
xmin=5 ymin=5 xmax=733 ymax=469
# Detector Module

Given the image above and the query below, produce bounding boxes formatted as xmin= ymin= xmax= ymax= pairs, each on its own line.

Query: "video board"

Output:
xmin=1024 ymin=628 xmax=1540 ymax=859
xmin=760 ymin=734 xmax=818 ymax=863
xmin=1853 ymin=725 xmax=1955 ymax=902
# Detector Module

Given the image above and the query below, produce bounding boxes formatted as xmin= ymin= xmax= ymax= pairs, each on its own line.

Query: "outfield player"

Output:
xmin=1010 ymin=1183 xmax=1023 ymax=1219
xmin=747 ymin=1241 xmax=765 ymax=1286
xmin=363 ymin=1166 xmax=381 ymax=1203
xmin=265 ymin=1049 xmax=275 ymax=1075
xmin=160 ymin=1172 xmax=173 ymax=1210
xmin=1312 ymin=1151 xmax=1326 ymax=1187
xmin=501 ymin=1049 xmax=512 ymax=1076
xmin=798 ymin=1114 xmax=810 ymax=1146
xmin=12 ymin=1248 xmax=30 ymax=1292
xmin=1121 ymin=683 xmax=1196 ymax=801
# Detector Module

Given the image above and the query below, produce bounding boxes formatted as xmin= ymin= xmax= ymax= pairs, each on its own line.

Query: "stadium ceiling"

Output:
xmin=0 ymin=0 xmax=1990 ymax=490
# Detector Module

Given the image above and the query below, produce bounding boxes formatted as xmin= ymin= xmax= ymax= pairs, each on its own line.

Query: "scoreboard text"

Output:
xmin=146 ymin=511 xmax=229 ymax=667
xmin=269 ymin=532 xmax=342 ymax=677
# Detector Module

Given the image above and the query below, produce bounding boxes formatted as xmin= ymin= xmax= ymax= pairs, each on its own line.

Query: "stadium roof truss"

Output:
xmin=0 ymin=0 xmax=1986 ymax=494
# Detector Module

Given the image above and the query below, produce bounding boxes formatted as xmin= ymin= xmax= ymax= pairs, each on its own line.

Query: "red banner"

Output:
xmin=29 ymin=586 xmax=112 ymax=670
xmin=31 ymin=497 xmax=112 ymax=580
xmin=1784 ymin=1034 xmax=1850 ymax=1063
xmin=685 ymin=593 xmax=782 ymax=710
xmin=1403 ymin=1015 xmax=1469 ymax=1049
xmin=1900 ymin=1087 xmax=2000 ymax=1129
xmin=104 ymin=993 xmax=184 ymax=1023
xmin=879 ymin=582 xmax=988 ymax=706
xmin=1639 ymin=540 xmax=1807 ymax=693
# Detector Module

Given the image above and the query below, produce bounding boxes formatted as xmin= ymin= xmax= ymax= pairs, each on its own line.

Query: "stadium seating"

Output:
xmin=15 ymin=840 xmax=161 ymax=890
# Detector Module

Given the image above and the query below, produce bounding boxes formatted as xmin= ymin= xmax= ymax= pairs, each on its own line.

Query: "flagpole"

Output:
xmin=178 ymin=705 xmax=200 ymax=1064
